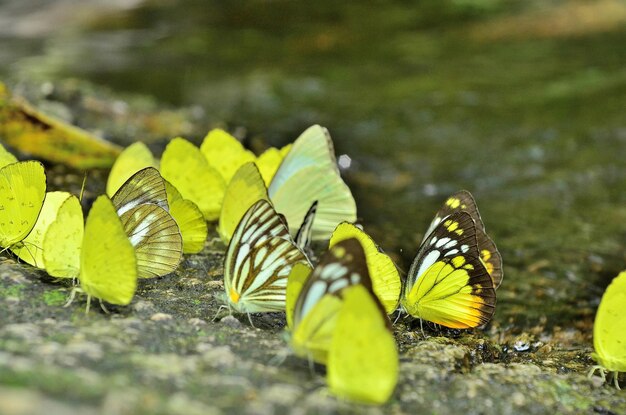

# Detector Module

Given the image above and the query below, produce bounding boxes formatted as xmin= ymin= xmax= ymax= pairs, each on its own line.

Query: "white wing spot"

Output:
xmin=461 ymin=245 xmax=469 ymax=253
xmin=435 ymin=237 xmax=451 ymax=248
xmin=415 ymin=250 xmax=440 ymax=280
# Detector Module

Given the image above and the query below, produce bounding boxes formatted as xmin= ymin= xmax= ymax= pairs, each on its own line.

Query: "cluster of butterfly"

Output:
xmin=1 ymin=123 xmax=620 ymax=402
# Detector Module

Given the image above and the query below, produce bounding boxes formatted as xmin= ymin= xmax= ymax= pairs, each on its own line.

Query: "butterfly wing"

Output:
xmin=256 ymin=144 xmax=291 ymax=186
xmin=42 ymin=195 xmax=83 ymax=279
xmin=224 ymin=199 xmax=309 ymax=313
xmin=106 ymin=142 xmax=157 ymax=197
xmin=0 ymin=161 xmax=46 ymax=248
xmin=402 ymin=211 xmax=496 ymax=328
xmin=111 ymin=167 xmax=168 ymax=216
xmin=290 ymin=238 xmax=373 ymax=364
xmin=200 ymin=129 xmax=256 ymax=183
xmin=294 ymin=200 xmax=317 ymax=252
xmin=161 ymin=137 xmax=225 ymax=221
xmin=164 ymin=180 xmax=207 ymax=254
xmin=328 ymin=284 xmax=398 ymax=405
xmin=119 ymin=203 xmax=182 ymax=279
xmin=329 ymin=222 xmax=401 ymax=314
xmin=0 ymin=142 xmax=18 ymax=168
xmin=218 ymin=162 xmax=269 ymax=244
xmin=593 ymin=270 xmax=626 ymax=373
xmin=79 ymin=195 xmax=137 ymax=305
xmin=11 ymin=191 xmax=72 ymax=268
xmin=268 ymin=125 xmax=356 ymax=240
xmin=423 ymin=190 xmax=503 ymax=288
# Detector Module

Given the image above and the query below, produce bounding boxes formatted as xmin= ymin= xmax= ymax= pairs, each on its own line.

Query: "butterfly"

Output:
xmin=285 ymin=238 xmax=397 ymax=404
xmin=161 ymin=137 xmax=225 ymax=221
xmin=329 ymin=222 xmax=401 ymax=314
xmin=223 ymin=199 xmax=310 ymax=313
xmin=106 ymin=144 xmax=207 ymax=254
xmin=400 ymin=197 xmax=497 ymax=329
xmin=45 ymin=194 xmax=138 ymax=311
xmin=589 ymin=270 xmax=626 ymax=389
xmin=268 ymin=125 xmax=357 ymax=241
xmin=0 ymin=156 xmax=47 ymax=256
xmin=200 ymin=128 xmax=291 ymax=186
xmin=422 ymin=190 xmax=502 ymax=288
xmin=109 ymin=167 xmax=182 ymax=279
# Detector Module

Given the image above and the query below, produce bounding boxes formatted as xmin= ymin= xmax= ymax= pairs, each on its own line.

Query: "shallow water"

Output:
xmin=0 ymin=0 xmax=625 ymax=330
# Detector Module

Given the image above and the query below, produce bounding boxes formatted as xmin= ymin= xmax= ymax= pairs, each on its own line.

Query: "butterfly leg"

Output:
xmin=211 ymin=304 xmax=229 ymax=322
xmin=64 ymin=287 xmax=79 ymax=308
xmin=99 ymin=301 xmax=110 ymax=314
xmin=613 ymin=372 xmax=621 ymax=390
xmin=246 ymin=312 xmax=256 ymax=329
xmin=85 ymin=295 xmax=92 ymax=314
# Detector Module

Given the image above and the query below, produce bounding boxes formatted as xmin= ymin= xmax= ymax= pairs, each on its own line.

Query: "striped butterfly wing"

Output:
xmin=422 ymin=190 xmax=502 ymax=289
xmin=119 ymin=203 xmax=183 ymax=279
xmin=294 ymin=200 xmax=318 ymax=252
xmin=403 ymin=211 xmax=496 ymax=328
xmin=111 ymin=167 xmax=168 ymax=217
xmin=224 ymin=199 xmax=310 ymax=313
xmin=292 ymin=238 xmax=373 ymax=329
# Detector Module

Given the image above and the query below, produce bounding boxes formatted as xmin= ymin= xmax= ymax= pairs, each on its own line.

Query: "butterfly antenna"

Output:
xmin=79 ymin=171 xmax=88 ymax=202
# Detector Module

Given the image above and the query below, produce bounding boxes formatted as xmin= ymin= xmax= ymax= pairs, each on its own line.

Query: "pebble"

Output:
xmin=150 ymin=313 xmax=173 ymax=322
xmin=220 ymin=315 xmax=242 ymax=328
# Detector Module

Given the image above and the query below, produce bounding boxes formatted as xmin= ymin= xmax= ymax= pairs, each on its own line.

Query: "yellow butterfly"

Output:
xmin=161 ymin=137 xmax=225 ymax=221
xmin=224 ymin=199 xmax=310 ymax=313
xmin=111 ymin=167 xmax=183 ymax=279
xmin=45 ymin=195 xmax=138 ymax=311
xmin=400 ymin=206 xmax=497 ymax=329
xmin=329 ymin=222 xmax=401 ymax=314
xmin=327 ymin=284 xmax=398 ymax=405
xmin=218 ymin=162 xmax=269 ymax=244
xmin=286 ymin=238 xmax=398 ymax=404
xmin=200 ymin=128 xmax=291 ymax=186
xmin=106 ymin=143 xmax=207 ymax=254
xmin=589 ymin=270 xmax=626 ymax=389
xmin=0 ymin=157 xmax=47 ymax=254
xmin=163 ymin=180 xmax=208 ymax=254
xmin=269 ymin=125 xmax=357 ymax=241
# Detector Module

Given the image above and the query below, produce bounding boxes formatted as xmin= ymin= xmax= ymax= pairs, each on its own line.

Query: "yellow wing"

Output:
xmin=593 ymin=270 xmax=626 ymax=373
xmin=119 ymin=203 xmax=182 ymax=279
xmin=200 ymin=129 xmax=255 ymax=183
xmin=0 ymin=142 xmax=18 ymax=168
xmin=286 ymin=262 xmax=313 ymax=330
xmin=165 ymin=181 xmax=207 ymax=254
xmin=106 ymin=142 xmax=157 ymax=196
xmin=0 ymin=161 xmax=46 ymax=248
xmin=79 ymin=195 xmax=137 ymax=305
xmin=268 ymin=125 xmax=356 ymax=240
xmin=43 ymin=195 xmax=83 ymax=279
xmin=256 ymin=144 xmax=291 ymax=186
xmin=329 ymin=222 xmax=401 ymax=314
xmin=218 ymin=162 xmax=269 ymax=244
xmin=161 ymin=137 xmax=225 ymax=220
xmin=401 ymin=212 xmax=496 ymax=328
xmin=11 ymin=191 xmax=72 ymax=268
xmin=327 ymin=284 xmax=398 ymax=405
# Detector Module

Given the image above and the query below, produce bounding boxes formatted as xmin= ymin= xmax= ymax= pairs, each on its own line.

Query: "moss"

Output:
xmin=42 ymin=290 xmax=67 ymax=307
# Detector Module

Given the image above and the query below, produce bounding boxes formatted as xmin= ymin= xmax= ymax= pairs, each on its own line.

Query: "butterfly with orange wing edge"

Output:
xmin=222 ymin=199 xmax=311 ymax=323
xmin=111 ymin=167 xmax=183 ymax=279
xmin=400 ymin=191 xmax=499 ymax=330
